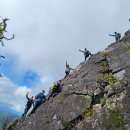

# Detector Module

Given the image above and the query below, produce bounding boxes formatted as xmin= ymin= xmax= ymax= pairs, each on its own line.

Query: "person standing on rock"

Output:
xmin=30 ymin=90 xmax=46 ymax=114
xmin=64 ymin=61 xmax=74 ymax=79
xmin=48 ymin=80 xmax=62 ymax=100
xmin=109 ymin=32 xmax=121 ymax=42
xmin=22 ymin=92 xmax=34 ymax=117
xmin=79 ymin=48 xmax=92 ymax=61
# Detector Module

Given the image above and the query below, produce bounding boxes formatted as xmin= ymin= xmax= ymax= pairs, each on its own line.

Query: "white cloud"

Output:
xmin=0 ymin=77 xmax=29 ymax=112
xmin=11 ymin=104 xmax=22 ymax=113
xmin=14 ymin=86 xmax=31 ymax=97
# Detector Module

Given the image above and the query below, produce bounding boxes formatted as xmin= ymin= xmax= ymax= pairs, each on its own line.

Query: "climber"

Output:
xmin=79 ymin=48 xmax=92 ymax=61
xmin=22 ymin=92 xmax=34 ymax=117
xmin=109 ymin=32 xmax=121 ymax=42
xmin=48 ymin=80 xmax=62 ymax=100
xmin=30 ymin=90 xmax=46 ymax=114
xmin=64 ymin=61 xmax=74 ymax=79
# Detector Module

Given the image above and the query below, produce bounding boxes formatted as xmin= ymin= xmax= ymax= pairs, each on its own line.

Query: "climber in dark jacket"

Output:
xmin=48 ymin=80 xmax=62 ymax=100
xmin=64 ymin=61 xmax=73 ymax=79
xmin=30 ymin=90 xmax=46 ymax=114
xmin=109 ymin=32 xmax=121 ymax=42
xmin=22 ymin=92 xmax=34 ymax=117
xmin=79 ymin=48 xmax=92 ymax=61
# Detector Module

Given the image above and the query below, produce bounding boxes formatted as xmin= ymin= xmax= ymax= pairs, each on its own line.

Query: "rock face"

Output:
xmin=15 ymin=30 xmax=130 ymax=130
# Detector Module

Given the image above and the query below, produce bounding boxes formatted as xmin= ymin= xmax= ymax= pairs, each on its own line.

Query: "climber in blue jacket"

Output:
xmin=30 ymin=90 xmax=46 ymax=114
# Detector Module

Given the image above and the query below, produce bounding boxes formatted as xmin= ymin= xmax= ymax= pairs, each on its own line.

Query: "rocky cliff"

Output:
xmin=14 ymin=29 xmax=130 ymax=130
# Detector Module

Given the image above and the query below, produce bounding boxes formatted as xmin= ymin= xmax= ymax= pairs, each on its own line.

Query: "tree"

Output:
xmin=0 ymin=16 xmax=14 ymax=76
xmin=0 ymin=16 xmax=14 ymax=46
xmin=1 ymin=117 xmax=10 ymax=130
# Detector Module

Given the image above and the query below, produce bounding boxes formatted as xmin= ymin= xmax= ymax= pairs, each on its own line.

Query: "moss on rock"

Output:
xmin=105 ymin=108 xmax=126 ymax=130
xmin=81 ymin=96 xmax=87 ymax=109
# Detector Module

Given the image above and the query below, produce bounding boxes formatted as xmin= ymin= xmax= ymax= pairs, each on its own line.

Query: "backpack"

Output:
xmin=50 ymin=83 xmax=57 ymax=90
xmin=117 ymin=33 xmax=121 ymax=39
xmin=84 ymin=51 xmax=90 ymax=57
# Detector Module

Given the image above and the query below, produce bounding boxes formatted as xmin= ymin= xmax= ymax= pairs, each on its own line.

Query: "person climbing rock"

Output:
xmin=109 ymin=32 xmax=121 ymax=42
xmin=22 ymin=92 xmax=34 ymax=117
xmin=79 ymin=48 xmax=92 ymax=61
xmin=48 ymin=80 xmax=62 ymax=100
xmin=64 ymin=61 xmax=73 ymax=79
xmin=30 ymin=90 xmax=46 ymax=114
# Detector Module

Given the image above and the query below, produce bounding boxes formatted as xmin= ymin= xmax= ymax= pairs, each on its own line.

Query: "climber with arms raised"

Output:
xmin=109 ymin=32 xmax=121 ymax=42
xmin=64 ymin=61 xmax=74 ymax=79
xmin=22 ymin=92 xmax=34 ymax=117
xmin=79 ymin=48 xmax=92 ymax=61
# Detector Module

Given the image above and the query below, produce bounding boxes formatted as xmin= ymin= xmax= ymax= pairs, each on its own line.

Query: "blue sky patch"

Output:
xmin=0 ymin=55 xmax=40 ymax=87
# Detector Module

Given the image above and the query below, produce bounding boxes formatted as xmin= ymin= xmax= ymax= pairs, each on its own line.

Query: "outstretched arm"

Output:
xmin=26 ymin=92 xmax=29 ymax=100
xmin=66 ymin=61 xmax=68 ymax=67
xmin=79 ymin=50 xmax=85 ymax=53
xmin=109 ymin=34 xmax=115 ymax=37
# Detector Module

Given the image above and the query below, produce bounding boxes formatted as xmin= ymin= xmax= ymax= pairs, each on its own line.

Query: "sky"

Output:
xmin=0 ymin=0 xmax=130 ymax=114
